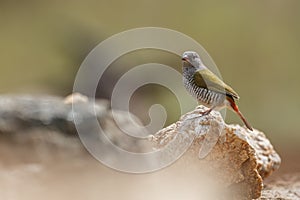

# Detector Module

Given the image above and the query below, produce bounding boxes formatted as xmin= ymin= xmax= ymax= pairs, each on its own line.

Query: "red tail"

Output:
xmin=226 ymin=97 xmax=253 ymax=131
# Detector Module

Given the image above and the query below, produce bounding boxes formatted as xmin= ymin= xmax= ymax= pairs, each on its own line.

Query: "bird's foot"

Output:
xmin=199 ymin=108 xmax=214 ymax=116
xmin=185 ymin=107 xmax=216 ymax=121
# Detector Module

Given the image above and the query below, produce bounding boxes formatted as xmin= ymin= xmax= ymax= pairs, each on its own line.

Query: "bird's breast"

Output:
xmin=183 ymin=75 xmax=225 ymax=107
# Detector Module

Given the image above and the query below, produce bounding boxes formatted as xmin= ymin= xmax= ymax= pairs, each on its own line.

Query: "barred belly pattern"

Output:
xmin=183 ymin=76 xmax=225 ymax=107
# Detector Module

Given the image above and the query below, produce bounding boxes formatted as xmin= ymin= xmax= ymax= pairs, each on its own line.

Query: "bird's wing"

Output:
xmin=193 ymin=69 xmax=240 ymax=99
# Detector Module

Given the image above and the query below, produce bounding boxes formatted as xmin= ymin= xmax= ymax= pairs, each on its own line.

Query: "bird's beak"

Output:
xmin=182 ymin=56 xmax=188 ymax=62
xmin=182 ymin=57 xmax=190 ymax=65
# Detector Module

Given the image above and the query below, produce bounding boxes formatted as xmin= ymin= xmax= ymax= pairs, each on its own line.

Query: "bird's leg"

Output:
xmin=199 ymin=106 xmax=216 ymax=116
xmin=184 ymin=106 xmax=216 ymax=121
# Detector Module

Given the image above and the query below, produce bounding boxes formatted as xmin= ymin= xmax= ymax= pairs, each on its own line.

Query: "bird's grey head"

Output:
xmin=181 ymin=51 xmax=205 ymax=69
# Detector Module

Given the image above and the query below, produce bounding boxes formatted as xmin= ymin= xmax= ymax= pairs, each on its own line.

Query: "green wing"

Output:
xmin=193 ymin=69 xmax=240 ymax=99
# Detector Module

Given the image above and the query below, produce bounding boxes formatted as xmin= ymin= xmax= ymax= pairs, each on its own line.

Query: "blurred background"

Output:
xmin=0 ymin=0 xmax=300 ymax=199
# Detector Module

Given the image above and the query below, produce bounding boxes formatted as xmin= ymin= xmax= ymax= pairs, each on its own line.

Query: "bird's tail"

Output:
xmin=235 ymin=108 xmax=253 ymax=131
xmin=227 ymin=97 xmax=253 ymax=131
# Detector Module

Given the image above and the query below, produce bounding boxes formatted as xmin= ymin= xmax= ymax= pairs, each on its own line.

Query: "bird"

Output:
xmin=181 ymin=51 xmax=253 ymax=131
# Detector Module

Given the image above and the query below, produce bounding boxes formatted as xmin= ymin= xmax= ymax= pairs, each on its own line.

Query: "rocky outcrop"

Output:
xmin=150 ymin=106 xmax=281 ymax=199
xmin=0 ymin=95 xmax=281 ymax=199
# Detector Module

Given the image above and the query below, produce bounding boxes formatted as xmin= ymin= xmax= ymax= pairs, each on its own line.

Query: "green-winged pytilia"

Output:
xmin=182 ymin=51 xmax=253 ymax=131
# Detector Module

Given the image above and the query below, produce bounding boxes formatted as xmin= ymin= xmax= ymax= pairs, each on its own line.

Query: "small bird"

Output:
xmin=182 ymin=51 xmax=253 ymax=131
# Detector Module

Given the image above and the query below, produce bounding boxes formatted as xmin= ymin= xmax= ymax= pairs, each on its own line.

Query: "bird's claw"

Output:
xmin=199 ymin=109 xmax=213 ymax=116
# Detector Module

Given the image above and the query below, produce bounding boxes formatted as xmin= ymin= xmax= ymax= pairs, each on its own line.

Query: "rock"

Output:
xmin=0 ymin=94 xmax=108 ymax=135
xmin=64 ymin=92 xmax=89 ymax=104
xmin=260 ymin=173 xmax=300 ymax=199
xmin=150 ymin=105 xmax=281 ymax=199
xmin=229 ymin=125 xmax=281 ymax=179
xmin=0 ymin=94 xmax=148 ymax=153
xmin=0 ymin=95 xmax=281 ymax=199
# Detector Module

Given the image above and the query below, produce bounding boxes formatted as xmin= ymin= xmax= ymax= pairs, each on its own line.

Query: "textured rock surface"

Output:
xmin=0 ymin=95 xmax=284 ymax=200
xmin=229 ymin=125 xmax=281 ymax=179
xmin=260 ymin=173 xmax=300 ymax=199
xmin=150 ymin=105 xmax=281 ymax=199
